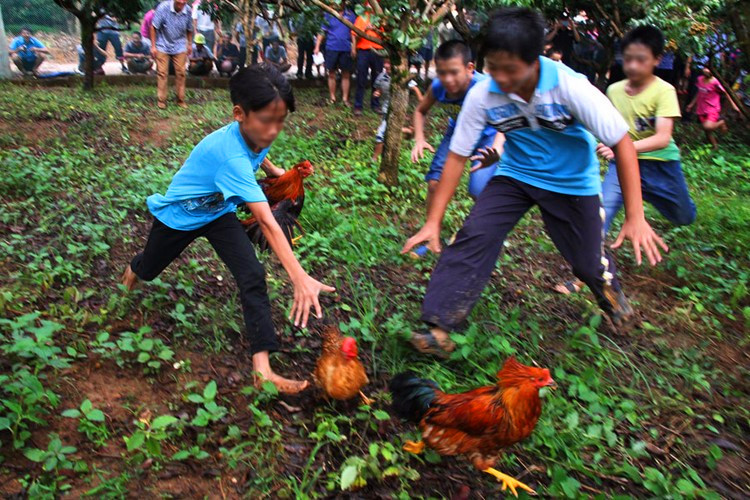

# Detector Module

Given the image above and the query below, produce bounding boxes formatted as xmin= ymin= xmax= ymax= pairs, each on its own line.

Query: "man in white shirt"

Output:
xmin=192 ymin=0 xmax=220 ymax=52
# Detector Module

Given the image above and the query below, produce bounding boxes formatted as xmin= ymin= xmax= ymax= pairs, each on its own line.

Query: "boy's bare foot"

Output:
xmin=554 ymin=279 xmax=584 ymax=295
xmin=254 ymin=372 xmax=309 ymax=394
xmin=120 ymin=264 xmax=139 ymax=291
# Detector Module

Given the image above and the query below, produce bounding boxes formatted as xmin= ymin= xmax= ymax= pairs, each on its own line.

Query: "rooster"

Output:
xmin=389 ymin=357 xmax=556 ymax=497
xmin=313 ymin=325 xmax=371 ymax=405
xmin=242 ymin=160 xmax=313 ymax=251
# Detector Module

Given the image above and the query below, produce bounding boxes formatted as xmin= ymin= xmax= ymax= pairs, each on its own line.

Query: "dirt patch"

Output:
xmin=129 ymin=117 xmax=178 ymax=149
xmin=0 ymin=118 xmax=69 ymax=147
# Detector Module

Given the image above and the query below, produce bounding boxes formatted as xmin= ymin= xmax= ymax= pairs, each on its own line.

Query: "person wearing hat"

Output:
xmin=188 ymin=33 xmax=215 ymax=76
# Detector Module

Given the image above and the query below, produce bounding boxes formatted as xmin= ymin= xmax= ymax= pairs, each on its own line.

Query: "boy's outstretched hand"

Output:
xmin=411 ymin=139 xmax=435 ymax=162
xmin=290 ymin=274 xmax=336 ymax=328
xmin=469 ymin=146 xmax=501 ymax=172
xmin=402 ymin=222 xmax=442 ymax=255
xmin=612 ymin=217 xmax=668 ymax=266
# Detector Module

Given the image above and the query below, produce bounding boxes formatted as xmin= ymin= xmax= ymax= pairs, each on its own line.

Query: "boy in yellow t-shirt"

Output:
xmin=556 ymin=25 xmax=695 ymax=295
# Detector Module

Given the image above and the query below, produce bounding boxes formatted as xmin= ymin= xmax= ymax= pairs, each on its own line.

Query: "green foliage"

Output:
xmin=62 ymin=399 xmax=110 ymax=447
xmin=186 ymin=380 xmax=228 ymax=426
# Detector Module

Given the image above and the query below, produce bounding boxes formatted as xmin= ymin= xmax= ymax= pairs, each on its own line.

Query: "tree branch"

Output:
xmin=432 ymin=1 xmax=454 ymax=26
xmin=310 ymin=0 xmax=384 ymax=47
xmin=591 ymin=0 xmax=622 ymax=38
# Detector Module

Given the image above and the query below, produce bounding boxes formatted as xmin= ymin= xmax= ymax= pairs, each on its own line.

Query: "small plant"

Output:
xmin=187 ymin=380 xmax=227 ymax=427
xmin=113 ymin=326 xmax=175 ymax=374
xmin=62 ymin=399 xmax=110 ymax=447
xmin=172 ymin=445 xmax=210 ymax=461
xmin=24 ymin=433 xmax=79 ymax=472
xmin=124 ymin=414 xmax=180 ymax=462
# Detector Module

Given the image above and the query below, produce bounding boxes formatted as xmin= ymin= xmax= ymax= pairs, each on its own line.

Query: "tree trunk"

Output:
xmin=378 ymin=53 xmax=409 ymax=186
xmin=81 ymin=19 xmax=95 ymax=91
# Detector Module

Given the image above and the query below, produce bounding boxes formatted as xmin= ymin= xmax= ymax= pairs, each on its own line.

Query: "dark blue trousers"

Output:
xmin=421 ymin=176 xmax=626 ymax=331
xmin=354 ymin=49 xmax=383 ymax=111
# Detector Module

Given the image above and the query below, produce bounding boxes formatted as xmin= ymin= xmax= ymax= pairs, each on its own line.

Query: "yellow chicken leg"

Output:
xmin=483 ymin=468 xmax=536 ymax=497
xmin=359 ymin=391 xmax=373 ymax=406
xmin=402 ymin=440 xmax=425 ymax=454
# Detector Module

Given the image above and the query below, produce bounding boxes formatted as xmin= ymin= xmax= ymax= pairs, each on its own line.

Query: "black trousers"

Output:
xmin=130 ymin=213 xmax=279 ymax=354
xmin=297 ymin=36 xmax=314 ymax=77
xmin=421 ymin=176 xmax=626 ymax=331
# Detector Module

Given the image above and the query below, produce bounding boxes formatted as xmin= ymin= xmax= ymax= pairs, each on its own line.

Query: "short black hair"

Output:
xmin=482 ymin=7 xmax=545 ymax=64
xmin=435 ymin=40 xmax=473 ymax=65
xmin=230 ymin=63 xmax=295 ymax=113
xmin=133 ymin=31 xmax=142 ymax=36
xmin=21 ymin=26 xmax=33 ymax=34
xmin=621 ymin=25 xmax=664 ymax=58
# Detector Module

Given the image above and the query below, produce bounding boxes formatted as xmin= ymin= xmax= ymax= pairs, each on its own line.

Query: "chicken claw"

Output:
xmin=483 ymin=468 xmax=536 ymax=497
xmin=402 ymin=440 xmax=425 ymax=454
xmin=359 ymin=391 xmax=374 ymax=406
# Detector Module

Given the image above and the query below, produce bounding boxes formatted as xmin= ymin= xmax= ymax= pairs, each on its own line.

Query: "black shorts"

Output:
xmin=325 ymin=49 xmax=353 ymax=72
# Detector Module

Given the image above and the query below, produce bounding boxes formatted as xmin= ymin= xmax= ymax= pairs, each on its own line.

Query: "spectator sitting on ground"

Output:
xmin=264 ymin=39 xmax=292 ymax=73
xmin=77 ymin=35 xmax=108 ymax=75
xmin=215 ymin=32 xmax=240 ymax=76
xmin=10 ymin=27 xmax=51 ymax=76
xmin=124 ymin=32 xmax=154 ymax=74
xmin=188 ymin=33 xmax=215 ymax=76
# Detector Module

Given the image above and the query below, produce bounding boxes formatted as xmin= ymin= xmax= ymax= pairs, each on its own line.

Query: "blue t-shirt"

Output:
xmin=10 ymin=36 xmax=45 ymax=61
xmin=449 ymin=57 xmax=629 ymax=196
xmin=431 ymin=71 xmax=489 ymax=126
xmin=147 ymin=122 xmax=269 ymax=230
xmin=432 ymin=71 xmax=496 ymax=141
xmin=322 ymin=10 xmax=355 ymax=52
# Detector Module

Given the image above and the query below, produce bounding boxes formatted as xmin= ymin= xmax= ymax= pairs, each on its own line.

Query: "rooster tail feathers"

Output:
xmin=389 ymin=372 xmax=439 ymax=423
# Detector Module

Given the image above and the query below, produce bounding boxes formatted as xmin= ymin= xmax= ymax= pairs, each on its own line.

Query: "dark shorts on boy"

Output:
xmin=602 ymin=159 xmax=696 ymax=234
xmin=421 ymin=176 xmax=628 ymax=332
xmin=325 ymin=49 xmax=353 ymax=72
xmin=425 ymin=121 xmax=498 ymax=198
xmin=129 ymin=213 xmax=279 ymax=355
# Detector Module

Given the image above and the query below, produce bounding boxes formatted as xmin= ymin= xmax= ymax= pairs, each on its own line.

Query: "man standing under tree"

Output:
xmin=151 ymin=0 xmax=193 ymax=109
xmin=352 ymin=7 xmax=384 ymax=116
xmin=315 ymin=2 xmax=356 ymax=106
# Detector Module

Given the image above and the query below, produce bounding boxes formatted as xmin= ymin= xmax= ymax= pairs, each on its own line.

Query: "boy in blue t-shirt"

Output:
xmin=412 ymin=41 xmax=504 ymax=212
xmin=403 ymin=9 xmax=667 ymax=362
xmin=122 ymin=65 xmax=335 ymax=394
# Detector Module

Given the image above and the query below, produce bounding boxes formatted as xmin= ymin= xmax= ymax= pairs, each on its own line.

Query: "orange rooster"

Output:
xmin=313 ymin=325 xmax=371 ymax=404
xmin=242 ymin=160 xmax=313 ymax=251
xmin=389 ymin=357 xmax=556 ymax=497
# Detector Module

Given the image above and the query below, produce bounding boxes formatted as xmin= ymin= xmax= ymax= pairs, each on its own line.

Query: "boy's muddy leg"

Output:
xmin=420 ymin=176 xmax=532 ymax=332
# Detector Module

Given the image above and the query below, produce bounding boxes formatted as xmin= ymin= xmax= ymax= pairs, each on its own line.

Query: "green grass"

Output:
xmin=0 ymin=81 xmax=748 ymax=498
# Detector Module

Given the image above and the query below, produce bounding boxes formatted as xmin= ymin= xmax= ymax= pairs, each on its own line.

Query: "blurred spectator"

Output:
xmin=141 ymin=2 xmax=160 ymax=38
xmin=291 ymin=10 xmax=318 ymax=79
xmin=124 ymin=31 xmax=154 ymax=74
xmin=151 ymin=0 xmax=193 ymax=109
xmin=77 ymin=35 xmax=107 ymax=75
xmin=97 ymin=13 xmax=128 ymax=73
xmin=264 ymin=39 xmax=291 ymax=73
xmin=188 ymin=33 xmax=215 ymax=75
xmin=315 ymin=5 xmax=356 ymax=105
xmin=215 ymin=32 xmax=240 ymax=76
xmin=352 ymin=9 xmax=384 ymax=115
xmin=192 ymin=0 xmax=220 ymax=52
xmin=10 ymin=27 xmax=50 ymax=76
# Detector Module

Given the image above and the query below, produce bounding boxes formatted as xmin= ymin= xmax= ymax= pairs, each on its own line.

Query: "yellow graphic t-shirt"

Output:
xmin=607 ymin=77 xmax=681 ymax=161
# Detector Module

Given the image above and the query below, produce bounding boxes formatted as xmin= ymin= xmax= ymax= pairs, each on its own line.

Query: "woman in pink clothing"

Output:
xmin=687 ymin=66 xmax=740 ymax=147
xmin=140 ymin=2 xmax=160 ymax=39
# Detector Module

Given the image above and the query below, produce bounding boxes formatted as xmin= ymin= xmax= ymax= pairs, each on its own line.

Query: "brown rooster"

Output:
xmin=314 ymin=325 xmax=371 ymax=404
xmin=389 ymin=357 xmax=556 ymax=497
xmin=242 ymin=160 xmax=313 ymax=251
